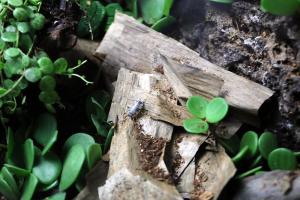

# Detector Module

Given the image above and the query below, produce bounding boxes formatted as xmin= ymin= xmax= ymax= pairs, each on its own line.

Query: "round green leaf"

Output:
xmin=105 ymin=3 xmax=123 ymax=17
xmin=54 ymin=58 xmax=68 ymax=74
xmin=268 ymin=148 xmax=297 ymax=170
xmin=28 ymin=0 xmax=40 ymax=6
xmin=32 ymin=113 xmax=57 ymax=146
xmin=87 ymin=143 xmax=102 ymax=169
xmin=59 ymin=145 xmax=85 ymax=191
xmin=24 ymin=67 xmax=42 ymax=82
xmin=38 ymin=57 xmax=54 ymax=75
xmin=33 ymin=152 xmax=62 ymax=185
xmin=141 ymin=0 xmax=167 ymax=24
xmin=8 ymin=0 xmax=23 ymax=7
xmin=183 ymin=118 xmax=209 ymax=134
xmin=41 ymin=130 xmax=58 ymax=156
xmin=17 ymin=22 xmax=30 ymax=33
xmin=39 ymin=75 xmax=56 ymax=92
xmin=186 ymin=96 xmax=208 ymax=119
xmin=4 ymin=48 xmax=20 ymax=58
xmin=62 ymin=133 xmax=95 ymax=155
xmin=13 ymin=7 xmax=28 ymax=21
xmin=206 ymin=97 xmax=229 ymax=123
xmin=21 ymin=55 xmax=30 ymax=68
xmin=46 ymin=192 xmax=66 ymax=200
xmin=30 ymin=13 xmax=45 ymax=30
xmin=1 ymin=167 xmax=20 ymax=196
xmin=4 ymin=164 xmax=30 ymax=177
xmin=258 ymin=131 xmax=278 ymax=159
xmin=39 ymin=91 xmax=59 ymax=104
xmin=23 ymin=139 xmax=35 ymax=170
xmin=240 ymin=131 xmax=258 ymax=159
xmin=1 ymin=32 xmax=17 ymax=42
xmin=21 ymin=174 xmax=38 ymax=200
xmin=0 ymin=175 xmax=18 ymax=200
xmin=261 ymin=0 xmax=300 ymax=16
xmin=151 ymin=16 xmax=175 ymax=32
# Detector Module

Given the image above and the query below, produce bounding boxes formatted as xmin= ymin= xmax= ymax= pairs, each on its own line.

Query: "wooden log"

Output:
xmin=96 ymin=13 xmax=274 ymax=120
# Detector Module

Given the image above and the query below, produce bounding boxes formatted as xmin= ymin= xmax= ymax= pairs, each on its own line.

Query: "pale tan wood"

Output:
xmin=96 ymin=13 xmax=274 ymax=119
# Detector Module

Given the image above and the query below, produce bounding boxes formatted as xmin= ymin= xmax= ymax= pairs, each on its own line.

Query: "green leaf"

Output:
xmin=0 ymin=174 xmax=18 ymax=200
xmin=40 ymin=180 xmax=58 ymax=192
xmin=183 ymin=118 xmax=209 ymax=134
xmin=1 ymin=167 xmax=20 ymax=197
xmin=23 ymin=139 xmax=35 ymax=170
xmin=209 ymin=0 xmax=233 ymax=4
xmin=125 ymin=0 xmax=138 ymax=18
xmin=141 ymin=0 xmax=169 ymax=24
xmin=19 ymin=34 xmax=33 ymax=51
xmin=258 ymin=131 xmax=278 ymax=159
xmin=24 ymin=68 xmax=42 ymax=82
xmin=4 ymin=164 xmax=30 ymax=177
xmin=21 ymin=55 xmax=30 ymax=68
xmin=62 ymin=133 xmax=95 ymax=155
xmin=41 ymin=130 xmax=58 ymax=156
xmin=54 ymin=58 xmax=68 ymax=74
xmin=206 ymin=97 xmax=229 ymax=123
xmin=32 ymin=113 xmax=57 ymax=146
xmin=261 ymin=0 xmax=300 ymax=16
xmin=240 ymin=131 xmax=258 ymax=159
xmin=38 ymin=91 xmax=60 ymax=104
xmin=45 ymin=192 xmax=66 ymax=200
xmin=87 ymin=143 xmax=102 ymax=169
xmin=39 ymin=75 xmax=56 ymax=92
xmin=1 ymin=32 xmax=17 ymax=42
xmin=0 ymin=87 xmax=7 ymax=95
xmin=268 ymin=148 xmax=297 ymax=170
xmin=32 ymin=152 xmax=62 ymax=185
xmin=13 ymin=7 xmax=28 ymax=21
xmin=7 ymin=0 xmax=23 ymax=7
xmin=104 ymin=126 xmax=114 ymax=153
xmin=151 ymin=15 xmax=175 ymax=32
xmin=105 ymin=3 xmax=123 ymax=17
xmin=59 ymin=145 xmax=85 ymax=191
xmin=21 ymin=174 xmax=38 ymax=200
xmin=28 ymin=0 xmax=40 ymax=6
xmin=0 ymin=38 xmax=6 ymax=50
xmin=30 ymin=13 xmax=45 ymax=30
xmin=4 ymin=48 xmax=20 ymax=58
xmin=186 ymin=96 xmax=208 ymax=119
xmin=163 ymin=0 xmax=174 ymax=16
xmin=38 ymin=57 xmax=54 ymax=75
xmin=17 ymin=22 xmax=30 ymax=33
xmin=91 ymin=114 xmax=108 ymax=137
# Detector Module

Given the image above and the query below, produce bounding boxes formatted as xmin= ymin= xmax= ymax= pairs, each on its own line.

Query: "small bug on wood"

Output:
xmin=128 ymin=100 xmax=145 ymax=119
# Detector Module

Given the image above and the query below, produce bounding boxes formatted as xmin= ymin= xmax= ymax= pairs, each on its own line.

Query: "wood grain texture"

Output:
xmin=96 ymin=13 xmax=274 ymax=118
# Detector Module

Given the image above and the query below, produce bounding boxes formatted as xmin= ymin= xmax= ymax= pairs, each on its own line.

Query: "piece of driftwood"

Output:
xmin=176 ymin=159 xmax=196 ymax=199
xmin=96 ymin=13 xmax=274 ymax=120
xmin=193 ymin=145 xmax=236 ymax=200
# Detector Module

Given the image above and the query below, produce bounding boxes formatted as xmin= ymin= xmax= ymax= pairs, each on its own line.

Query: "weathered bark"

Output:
xmin=96 ymin=13 xmax=274 ymax=122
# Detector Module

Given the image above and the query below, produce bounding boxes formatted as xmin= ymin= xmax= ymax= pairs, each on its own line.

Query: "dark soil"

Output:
xmin=170 ymin=0 xmax=300 ymax=149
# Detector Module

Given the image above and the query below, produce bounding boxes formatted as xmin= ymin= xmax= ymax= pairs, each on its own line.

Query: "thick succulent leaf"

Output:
xmin=32 ymin=113 xmax=57 ymax=146
xmin=268 ymin=148 xmax=297 ymax=170
xmin=240 ymin=131 xmax=258 ymax=159
xmin=258 ymin=131 xmax=278 ymax=159
xmin=87 ymin=143 xmax=102 ymax=169
xmin=21 ymin=174 xmax=38 ymax=200
xmin=23 ymin=139 xmax=35 ymax=170
xmin=62 ymin=133 xmax=95 ymax=156
xmin=206 ymin=97 xmax=229 ymax=123
xmin=261 ymin=0 xmax=300 ymax=16
xmin=183 ymin=118 xmax=209 ymax=134
xmin=186 ymin=96 xmax=208 ymax=119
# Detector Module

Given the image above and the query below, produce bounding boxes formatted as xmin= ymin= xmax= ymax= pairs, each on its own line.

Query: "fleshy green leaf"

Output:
xmin=4 ymin=48 xmax=20 ymax=58
xmin=38 ymin=57 xmax=54 ymax=75
xmin=141 ymin=0 xmax=169 ymax=24
xmin=151 ymin=15 xmax=175 ymax=32
xmin=54 ymin=58 xmax=68 ymax=74
xmin=30 ymin=13 xmax=45 ymax=30
xmin=41 ymin=130 xmax=58 ymax=156
xmin=206 ymin=97 xmax=229 ymax=123
xmin=13 ymin=7 xmax=28 ymax=21
xmin=258 ymin=131 xmax=278 ymax=159
xmin=17 ymin=22 xmax=30 ymax=33
xmin=1 ymin=32 xmax=17 ymax=42
xmin=38 ymin=91 xmax=59 ymax=104
xmin=4 ymin=164 xmax=30 ymax=177
xmin=24 ymin=68 xmax=42 ymax=83
xmin=240 ymin=131 xmax=258 ymax=159
xmin=59 ymin=145 xmax=85 ymax=191
xmin=23 ymin=139 xmax=35 ymax=170
xmin=104 ymin=126 xmax=114 ymax=153
xmin=8 ymin=0 xmax=23 ymax=7
xmin=268 ymin=148 xmax=297 ymax=170
xmin=186 ymin=96 xmax=208 ymax=119
xmin=32 ymin=152 xmax=62 ymax=185
xmin=261 ymin=0 xmax=300 ymax=16
xmin=0 ymin=174 xmax=18 ymax=200
xmin=21 ymin=174 xmax=38 ymax=200
xmin=183 ymin=118 xmax=209 ymax=134
xmin=62 ymin=133 xmax=95 ymax=155
xmin=39 ymin=75 xmax=56 ymax=92
xmin=87 ymin=143 xmax=102 ymax=169
xmin=1 ymin=167 xmax=20 ymax=197
xmin=40 ymin=180 xmax=58 ymax=192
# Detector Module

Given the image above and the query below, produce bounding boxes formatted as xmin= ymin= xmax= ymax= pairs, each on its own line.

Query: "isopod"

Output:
xmin=128 ymin=100 xmax=144 ymax=118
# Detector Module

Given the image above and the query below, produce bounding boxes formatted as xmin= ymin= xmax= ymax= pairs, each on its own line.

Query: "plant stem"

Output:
xmin=66 ymin=74 xmax=93 ymax=85
xmin=232 ymin=146 xmax=249 ymax=164
xmin=0 ymin=74 xmax=24 ymax=99
xmin=249 ymin=155 xmax=262 ymax=168
xmin=236 ymin=166 xmax=263 ymax=180
xmin=70 ymin=60 xmax=87 ymax=71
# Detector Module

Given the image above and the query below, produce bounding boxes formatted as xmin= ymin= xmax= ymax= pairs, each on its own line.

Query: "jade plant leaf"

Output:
xmin=41 ymin=130 xmax=58 ymax=156
xmin=261 ymin=0 xmax=300 ymax=16
xmin=183 ymin=118 xmax=209 ymax=134
xmin=59 ymin=145 xmax=85 ymax=191
xmin=258 ymin=131 xmax=278 ymax=159
xmin=4 ymin=164 xmax=30 ymax=177
xmin=0 ymin=174 xmax=18 ymax=200
xmin=141 ymin=0 xmax=170 ymax=24
xmin=1 ymin=167 xmax=20 ymax=196
xmin=151 ymin=15 xmax=175 ymax=32
xmin=186 ymin=96 xmax=208 ymax=119
xmin=62 ymin=133 xmax=95 ymax=155
xmin=104 ymin=126 xmax=114 ymax=153
xmin=163 ymin=0 xmax=174 ymax=16
xmin=23 ymin=139 xmax=35 ymax=170
xmin=87 ymin=143 xmax=102 ymax=169
xmin=32 ymin=113 xmax=57 ymax=147
xmin=240 ymin=131 xmax=258 ymax=159
xmin=46 ymin=192 xmax=66 ymax=200
xmin=32 ymin=152 xmax=62 ymax=185
xmin=206 ymin=97 xmax=229 ymax=123
xmin=21 ymin=174 xmax=38 ymax=200
xmin=268 ymin=148 xmax=297 ymax=170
